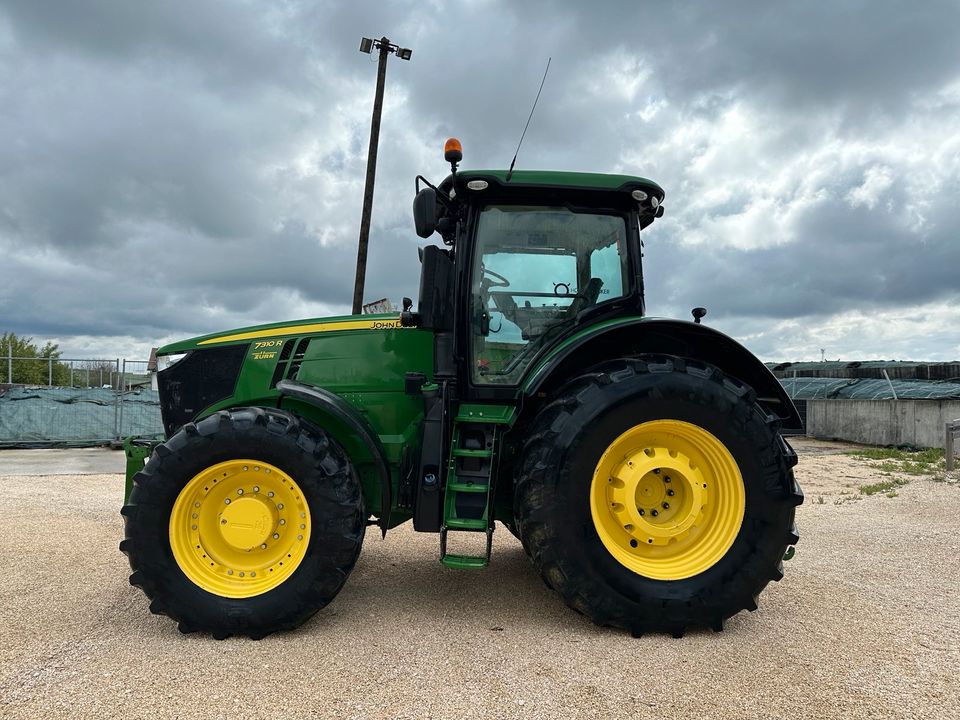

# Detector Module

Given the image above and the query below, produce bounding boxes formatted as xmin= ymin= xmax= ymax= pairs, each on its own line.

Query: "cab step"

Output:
xmin=439 ymin=525 xmax=493 ymax=570
xmin=447 ymin=482 xmax=489 ymax=493
xmin=451 ymin=448 xmax=493 ymax=458
xmin=438 ymin=406 xmax=515 ymax=570
xmin=445 ymin=516 xmax=488 ymax=531
xmin=441 ymin=553 xmax=489 ymax=570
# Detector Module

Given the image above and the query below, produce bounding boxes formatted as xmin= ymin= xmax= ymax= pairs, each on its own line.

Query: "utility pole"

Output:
xmin=353 ymin=36 xmax=412 ymax=315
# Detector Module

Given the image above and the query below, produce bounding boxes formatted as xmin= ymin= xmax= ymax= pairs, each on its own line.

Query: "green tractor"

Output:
xmin=121 ymin=139 xmax=803 ymax=639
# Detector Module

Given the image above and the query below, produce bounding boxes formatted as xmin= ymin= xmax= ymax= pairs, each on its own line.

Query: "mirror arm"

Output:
xmin=415 ymin=175 xmax=452 ymax=206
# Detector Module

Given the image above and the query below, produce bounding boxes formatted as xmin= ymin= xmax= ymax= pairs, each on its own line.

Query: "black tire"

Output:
xmin=514 ymin=356 xmax=802 ymax=636
xmin=120 ymin=407 xmax=365 ymax=639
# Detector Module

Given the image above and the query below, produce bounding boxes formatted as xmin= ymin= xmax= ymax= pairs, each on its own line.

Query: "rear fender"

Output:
xmin=522 ymin=318 xmax=801 ymax=430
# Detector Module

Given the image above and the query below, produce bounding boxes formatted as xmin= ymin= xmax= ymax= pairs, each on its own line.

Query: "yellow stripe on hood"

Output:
xmin=197 ymin=318 xmax=404 ymax=345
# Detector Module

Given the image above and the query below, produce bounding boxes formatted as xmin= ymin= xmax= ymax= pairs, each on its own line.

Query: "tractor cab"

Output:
xmin=408 ymin=139 xmax=665 ymax=396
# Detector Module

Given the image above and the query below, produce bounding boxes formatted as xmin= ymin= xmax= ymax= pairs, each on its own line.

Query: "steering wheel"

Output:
xmin=483 ymin=268 xmax=511 ymax=288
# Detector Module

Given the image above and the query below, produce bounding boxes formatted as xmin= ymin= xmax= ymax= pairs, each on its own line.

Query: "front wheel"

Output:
xmin=514 ymin=356 xmax=802 ymax=636
xmin=120 ymin=407 xmax=365 ymax=639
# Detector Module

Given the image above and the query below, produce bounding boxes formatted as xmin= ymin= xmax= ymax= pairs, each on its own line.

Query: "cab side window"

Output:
xmin=470 ymin=205 xmax=628 ymax=385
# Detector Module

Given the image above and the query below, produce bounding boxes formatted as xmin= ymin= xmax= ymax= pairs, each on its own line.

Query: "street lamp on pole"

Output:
xmin=352 ymin=36 xmax=412 ymax=315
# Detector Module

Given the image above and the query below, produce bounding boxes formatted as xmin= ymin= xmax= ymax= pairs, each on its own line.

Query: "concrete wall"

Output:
xmin=806 ymin=399 xmax=960 ymax=448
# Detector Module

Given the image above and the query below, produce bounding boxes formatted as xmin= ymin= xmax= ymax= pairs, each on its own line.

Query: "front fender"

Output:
xmin=275 ymin=380 xmax=392 ymax=535
xmin=522 ymin=317 xmax=801 ymax=430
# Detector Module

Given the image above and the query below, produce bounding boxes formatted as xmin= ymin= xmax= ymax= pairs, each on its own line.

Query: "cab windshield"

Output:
xmin=471 ymin=205 xmax=629 ymax=384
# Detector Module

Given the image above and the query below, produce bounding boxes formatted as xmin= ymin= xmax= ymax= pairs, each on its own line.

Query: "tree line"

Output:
xmin=0 ymin=332 xmax=117 ymax=387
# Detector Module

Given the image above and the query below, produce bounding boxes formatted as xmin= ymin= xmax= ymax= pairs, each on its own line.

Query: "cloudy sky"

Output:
xmin=1 ymin=0 xmax=958 ymax=362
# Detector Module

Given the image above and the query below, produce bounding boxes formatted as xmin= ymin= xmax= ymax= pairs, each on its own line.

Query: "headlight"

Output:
xmin=157 ymin=352 xmax=190 ymax=373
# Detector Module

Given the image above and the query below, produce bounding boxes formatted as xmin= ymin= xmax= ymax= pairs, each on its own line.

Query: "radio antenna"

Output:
xmin=506 ymin=57 xmax=551 ymax=182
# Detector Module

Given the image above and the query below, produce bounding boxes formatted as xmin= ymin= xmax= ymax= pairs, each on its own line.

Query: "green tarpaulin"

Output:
xmin=0 ymin=387 xmax=163 ymax=447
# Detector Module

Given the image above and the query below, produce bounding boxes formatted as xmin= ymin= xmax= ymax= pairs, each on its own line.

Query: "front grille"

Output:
xmin=158 ymin=344 xmax=248 ymax=436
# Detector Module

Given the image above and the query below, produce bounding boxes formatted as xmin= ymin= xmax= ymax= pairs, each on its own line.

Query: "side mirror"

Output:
xmin=413 ymin=188 xmax=437 ymax=238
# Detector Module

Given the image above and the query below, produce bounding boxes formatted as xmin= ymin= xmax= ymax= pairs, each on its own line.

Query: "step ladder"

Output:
xmin=439 ymin=404 xmax=515 ymax=569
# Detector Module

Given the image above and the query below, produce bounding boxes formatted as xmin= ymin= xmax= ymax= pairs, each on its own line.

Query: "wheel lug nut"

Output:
xmin=277 ymin=503 xmax=284 ymax=510
xmin=653 ymin=468 xmax=660 ymax=474
xmin=651 ymin=509 xmax=659 ymax=517
xmin=224 ymin=498 xmax=231 ymax=504
xmin=237 ymin=489 xmax=244 ymax=495
xmin=267 ymin=491 xmax=274 ymax=498
xmin=662 ymin=502 xmax=670 ymax=509
xmin=638 ymin=508 xmax=645 ymax=516
xmin=273 ymin=533 xmax=280 ymax=539
xmin=664 ymin=477 xmax=671 ymax=483
xmin=260 ymin=543 xmax=267 ymax=549
xmin=667 ymin=489 xmax=675 ymax=496
xmin=279 ymin=519 xmax=286 ymax=525
xmin=253 ymin=486 xmax=260 ymax=493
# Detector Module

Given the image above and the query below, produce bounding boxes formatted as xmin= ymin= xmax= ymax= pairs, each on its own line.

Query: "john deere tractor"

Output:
xmin=121 ymin=139 xmax=803 ymax=639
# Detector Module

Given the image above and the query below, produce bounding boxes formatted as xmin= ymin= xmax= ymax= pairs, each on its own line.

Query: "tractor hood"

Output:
xmin=153 ymin=313 xmax=432 ymax=440
xmin=157 ymin=313 xmax=406 ymax=355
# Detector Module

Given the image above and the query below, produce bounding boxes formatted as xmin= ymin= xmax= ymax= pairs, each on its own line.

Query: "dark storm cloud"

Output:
xmin=646 ymin=194 xmax=960 ymax=321
xmin=0 ymin=0 xmax=958 ymax=359
xmin=0 ymin=0 xmax=371 ymax=318
xmin=375 ymin=0 xmax=960 ymax=163
xmin=541 ymin=1 xmax=960 ymax=111
xmin=0 ymin=0 xmax=299 ymax=86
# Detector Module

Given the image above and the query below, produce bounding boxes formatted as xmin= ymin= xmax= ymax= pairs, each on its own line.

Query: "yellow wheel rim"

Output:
xmin=590 ymin=420 xmax=745 ymax=580
xmin=169 ymin=460 xmax=311 ymax=598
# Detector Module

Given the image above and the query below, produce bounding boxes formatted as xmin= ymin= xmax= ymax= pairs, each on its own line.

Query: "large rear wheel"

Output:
xmin=514 ymin=356 xmax=802 ymax=636
xmin=121 ymin=407 xmax=364 ymax=639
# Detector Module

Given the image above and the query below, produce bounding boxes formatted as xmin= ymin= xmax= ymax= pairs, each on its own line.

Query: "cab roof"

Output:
xmin=444 ymin=169 xmax=664 ymax=200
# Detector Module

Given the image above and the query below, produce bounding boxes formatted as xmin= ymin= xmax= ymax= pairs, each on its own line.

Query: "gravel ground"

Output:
xmin=1 ymin=438 xmax=958 ymax=719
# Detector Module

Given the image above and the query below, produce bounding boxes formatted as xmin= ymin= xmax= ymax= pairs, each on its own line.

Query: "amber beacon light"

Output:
xmin=444 ymin=137 xmax=463 ymax=163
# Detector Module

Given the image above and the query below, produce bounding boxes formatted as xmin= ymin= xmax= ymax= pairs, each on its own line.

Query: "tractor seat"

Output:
xmin=563 ymin=277 xmax=604 ymax=318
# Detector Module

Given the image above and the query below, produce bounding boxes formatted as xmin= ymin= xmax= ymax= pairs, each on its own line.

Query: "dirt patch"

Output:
xmin=790 ymin=436 xmax=882 ymax=499
xmin=791 ymin=437 xmax=958 ymax=504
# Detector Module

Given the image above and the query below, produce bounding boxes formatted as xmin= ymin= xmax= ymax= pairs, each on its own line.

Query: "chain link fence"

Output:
xmin=0 ymin=355 xmax=164 ymax=447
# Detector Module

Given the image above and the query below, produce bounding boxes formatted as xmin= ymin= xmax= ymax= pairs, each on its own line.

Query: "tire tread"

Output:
xmin=121 ymin=407 xmax=364 ymax=639
xmin=513 ymin=355 xmax=802 ymax=636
